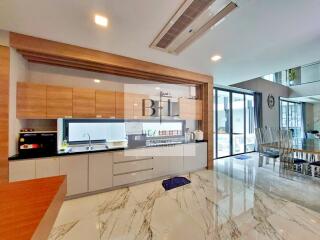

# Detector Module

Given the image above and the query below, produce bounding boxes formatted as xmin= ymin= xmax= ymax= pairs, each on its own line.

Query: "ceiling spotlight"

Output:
xmin=94 ymin=79 xmax=101 ymax=83
xmin=211 ymin=55 xmax=222 ymax=62
xmin=95 ymin=15 xmax=108 ymax=27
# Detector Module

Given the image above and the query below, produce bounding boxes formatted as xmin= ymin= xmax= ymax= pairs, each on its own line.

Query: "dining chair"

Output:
xmin=255 ymin=127 xmax=279 ymax=166
xmin=279 ymin=130 xmax=307 ymax=173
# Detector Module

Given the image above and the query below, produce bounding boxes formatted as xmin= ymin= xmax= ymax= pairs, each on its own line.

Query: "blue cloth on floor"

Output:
xmin=162 ymin=177 xmax=191 ymax=191
xmin=234 ymin=155 xmax=251 ymax=160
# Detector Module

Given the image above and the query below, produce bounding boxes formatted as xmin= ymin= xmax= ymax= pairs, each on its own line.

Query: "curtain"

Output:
xmin=254 ymin=92 xmax=262 ymax=129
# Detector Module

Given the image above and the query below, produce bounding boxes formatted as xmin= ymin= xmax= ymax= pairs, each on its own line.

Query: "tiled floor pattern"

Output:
xmin=49 ymin=153 xmax=320 ymax=240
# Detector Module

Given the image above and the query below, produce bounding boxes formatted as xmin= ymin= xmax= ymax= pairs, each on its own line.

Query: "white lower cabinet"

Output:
xmin=153 ymin=156 xmax=169 ymax=178
xmin=113 ymin=170 xmax=153 ymax=186
xmin=8 ymin=142 xmax=207 ymax=195
xmin=59 ymin=155 xmax=88 ymax=196
xmin=35 ymin=157 xmax=60 ymax=178
xmin=183 ymin=142 xmax=207 ymax=172
xmin=9 ymin=159 xmax=36 ymax=182
xmin=89 ymin=152 xmax=113 ymax=191
xmin=152 ymin=145 xmax=184 ymax=178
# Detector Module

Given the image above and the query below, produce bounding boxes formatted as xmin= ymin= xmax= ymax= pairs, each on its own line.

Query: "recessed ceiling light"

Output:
xmin=211 ymin=55 xmax=222 ymax=62
xmin=95 ymin=15 xmax=108 ymax=27
xmin=94 ymin=79 xmax=101 ymax=83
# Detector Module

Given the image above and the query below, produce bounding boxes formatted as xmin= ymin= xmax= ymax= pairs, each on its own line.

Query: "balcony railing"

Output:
xmin=262 ymin=61 xmax=320 ymax=87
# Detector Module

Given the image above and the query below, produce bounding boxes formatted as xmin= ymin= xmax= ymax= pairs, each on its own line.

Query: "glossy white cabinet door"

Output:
xmin=152 ymin=156 xmax=169 ymax=178
xmin=9 ymin=159 xmax=36 ymax=182
xmin=197 ymin=142 xmax=207 ymax=169
xmin=89 ymin=152 xmax=113 ymax=191
xmin=35 ymin=157 xmax=60 ymax=178
xmin=152 ymin=145 xmax=184 ymax=178
xmin=59 ymin=155 xmax=88 ymax=196
xmin=183 ymin=143 xmax=207 ymax=172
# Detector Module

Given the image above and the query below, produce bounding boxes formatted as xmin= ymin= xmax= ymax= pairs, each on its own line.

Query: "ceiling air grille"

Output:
xmin=156 ymin=0 xmax=215 ymax=49
xmin=151 ymin=0 xmax=238 ymax=54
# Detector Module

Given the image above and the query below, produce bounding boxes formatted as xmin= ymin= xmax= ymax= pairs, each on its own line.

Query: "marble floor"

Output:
xmin=49 ymin=153 xmax=320 ymax=240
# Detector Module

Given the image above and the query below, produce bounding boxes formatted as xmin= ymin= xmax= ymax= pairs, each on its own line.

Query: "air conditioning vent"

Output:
xmin=156 ymin=0 xmax=215 ymax=49
xmin=151 ymin=0 xmax=238 ymax=54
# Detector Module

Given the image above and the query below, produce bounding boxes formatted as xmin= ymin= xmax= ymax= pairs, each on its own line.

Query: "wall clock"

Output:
xmin=267 ymin=94 xmax=275 ymax=109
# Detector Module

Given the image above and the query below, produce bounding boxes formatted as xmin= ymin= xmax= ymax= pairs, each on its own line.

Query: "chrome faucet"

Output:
xmin=83 ymin=133 xmax=93 ymax=151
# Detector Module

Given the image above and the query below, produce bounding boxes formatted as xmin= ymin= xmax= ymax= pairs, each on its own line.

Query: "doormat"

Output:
xmin=234 ymin=155 xmax=251 ymax=160
xmin=162 ymin=177 xmax=191 ymax=191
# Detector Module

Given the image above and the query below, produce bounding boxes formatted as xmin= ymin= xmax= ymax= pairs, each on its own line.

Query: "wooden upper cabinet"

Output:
xmin=179 ymin=98 xmax=203 ymax=120
xmin=95 ymin=90 xmax=116 ymax=118
xmin=132 ymin=93 xmax=148 ymax=119
xmin=46 ymin=85 xmax=73 ymax=119
xmin=115 ymin=92 xmax=147 ymax=119
xmin=73 ymin=88 xmax=95 ymax=118
xmin=115 ymin=92 xmax=133 ymax=119
xmin=17 ymin=82 xmax=46 ymax=119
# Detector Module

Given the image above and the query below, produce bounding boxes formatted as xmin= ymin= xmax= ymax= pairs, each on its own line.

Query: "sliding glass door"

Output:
xmin=216 ymin=90 xmax=231 ymax=158
xmin=214 ymin=88 xmax=255 ymax=158
xmin=232 ymin=93 xmax=245 ymax=155
xmin=246 ymin=95 xmax=255 ymax=152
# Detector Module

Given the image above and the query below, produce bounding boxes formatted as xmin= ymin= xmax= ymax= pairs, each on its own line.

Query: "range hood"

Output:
xmin=150 ymin=0 xmax=238 ymax=54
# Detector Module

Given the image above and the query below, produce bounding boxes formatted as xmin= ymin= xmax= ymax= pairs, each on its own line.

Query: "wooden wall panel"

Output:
xmin=0 ymin=46 xmax=9 ymax=182
xmin=197 ymin=82 xmax=214 ymax=169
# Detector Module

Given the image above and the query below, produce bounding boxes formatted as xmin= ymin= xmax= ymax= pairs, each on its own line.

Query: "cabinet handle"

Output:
xmin=96 ymin=115 xmax=102 ymax=118
xmin=64 ymin=115 xmax=72 ymax=118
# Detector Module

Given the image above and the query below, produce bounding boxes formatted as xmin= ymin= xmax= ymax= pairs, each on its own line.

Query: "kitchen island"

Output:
xmin=0 ymin=176 xmax=66 ymax=240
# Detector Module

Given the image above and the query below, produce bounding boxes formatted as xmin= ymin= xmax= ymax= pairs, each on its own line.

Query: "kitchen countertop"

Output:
xmin=0 ymin=176 xmax=66 ymax=240
xmin=9 ymin=140 xmax=207 ymax=161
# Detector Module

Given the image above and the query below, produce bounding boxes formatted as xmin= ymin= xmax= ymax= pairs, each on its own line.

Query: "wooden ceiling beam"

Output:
xmin=10 ymin=32 xmax=212 ymax=85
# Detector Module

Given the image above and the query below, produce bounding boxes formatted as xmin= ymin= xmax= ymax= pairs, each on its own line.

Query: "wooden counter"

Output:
xmin=0 ymin=176 xmax=66 ymax=240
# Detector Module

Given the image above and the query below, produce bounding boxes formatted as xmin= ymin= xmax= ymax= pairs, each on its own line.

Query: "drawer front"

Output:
xmin=113 ymin=169 xmax=153 ymax=186
xmin=113 ymin=149 xmax=153 ymax=163
xmin=113 ymin=159 xmax=153 ymax=175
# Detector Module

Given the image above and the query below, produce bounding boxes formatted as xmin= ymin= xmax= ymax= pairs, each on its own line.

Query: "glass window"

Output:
xmin=280 ymin=100 xmax=302 ymax=138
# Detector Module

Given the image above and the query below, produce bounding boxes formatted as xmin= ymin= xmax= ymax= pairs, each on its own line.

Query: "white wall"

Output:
xmin=232 ymin=78 xmax=291 ymax=128
xmin=0 ymin=30 xmax=9 ymax=46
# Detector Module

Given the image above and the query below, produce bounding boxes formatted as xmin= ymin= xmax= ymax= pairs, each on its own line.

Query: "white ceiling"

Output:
xmin=1 ymin=0 xmax=320 ymax=85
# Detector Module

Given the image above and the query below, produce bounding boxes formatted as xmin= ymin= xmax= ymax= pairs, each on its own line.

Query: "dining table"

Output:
xmin=262 ymin=138 xmax=320 ymax=155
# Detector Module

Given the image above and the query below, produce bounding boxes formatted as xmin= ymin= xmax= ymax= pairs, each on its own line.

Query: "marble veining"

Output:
xmin=49 ymin=153 xmax=320 ymax=240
